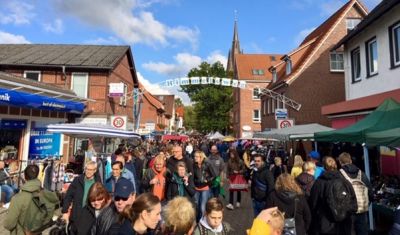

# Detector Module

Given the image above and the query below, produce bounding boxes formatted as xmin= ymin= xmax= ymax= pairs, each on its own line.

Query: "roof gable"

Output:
xmin=269 ymin=0 xmax=368 ymax=89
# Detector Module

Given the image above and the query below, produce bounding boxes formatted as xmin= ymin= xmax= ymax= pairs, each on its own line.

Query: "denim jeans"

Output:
xmin=353 ymin=212 xmax=368 ymax=235
xmin=194 ymin=189 xmax=210 ymax=221
xmin=252 ymin=199 xmax=266 ymax=217
xmin=1 ymin=184 xmax=15 ymax=203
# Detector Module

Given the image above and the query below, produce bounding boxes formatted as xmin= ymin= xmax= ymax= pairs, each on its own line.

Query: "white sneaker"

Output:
xmin=236 ymin=202 xmax=240 ymax=208
xmin=226 ymin=204 xmax=234 ymax=210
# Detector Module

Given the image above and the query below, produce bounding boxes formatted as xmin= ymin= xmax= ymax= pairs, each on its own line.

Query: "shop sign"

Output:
xmin=277 ymin=119 xmax=294 ymax=129
xmin=76 ymin=117 xmax=107 ymax=125
xmin=0 ymin=119 xmax=27 ymax=129
xmin=29 ymin=127 xmax=61 ymax=159
xmin=110 ymin=115 xmax=127 ymax=130
xmin=275 ymin=108 xmax=288 ymax=120
xmin=109 ymin=83 xmax=125 ymax=97
xmin=145 ymin=122 xmax=156 ymax=131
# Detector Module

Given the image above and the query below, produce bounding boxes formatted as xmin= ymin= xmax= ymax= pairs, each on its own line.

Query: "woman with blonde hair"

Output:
xmin=142 ymin=154 xmax=167 ymax=202
xmin=161 ymin=196 xmax=196 ymax=235
xmin=266 ymin=173 xmax=311 ymax=235
xmin=290 ymin=155 xmax=303 ymax=178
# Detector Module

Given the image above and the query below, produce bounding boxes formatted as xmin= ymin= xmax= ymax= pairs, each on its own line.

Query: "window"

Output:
xmin=253 ymin=110 xmax=261 ymax=122
xmin=262 ymin=99 xmax=267 ymax=116
xmin=346 ymin=18 xmax=361 ymax=31
xmin=252 ymin=69 xmax=264 ymax=75
xmin=267 ymin=98 xmax=272 ymax=114
xmin=365 ymin=37 xmax=378 ymax=76
xmin=351 ymin=47 xmax=361 ymax=83
xmin=330 ymin=52 xmax=344 ymax=71
xmin=71 ymin=73 xmax=89 ymax=98
xmin=272 ymin=69 xmax=277 ymax=83
xmin=270 ymin=56 xmax=276 ymax=61
xmin=285 ymin=58 xmax=292 ymax=75
xmin=389 ymin=21 xmax=400 ymax=68
xmin=24 ymin=71 xmax=41 ymax=81
xmin=253 ymin=88 xmax=261 ymax=99
xmin=119 ymin=83 xmax=128 ymax=106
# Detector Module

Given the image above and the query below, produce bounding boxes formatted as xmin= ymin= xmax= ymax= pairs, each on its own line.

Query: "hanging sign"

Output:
xmin=29 ymin=122 xmax=61 ymax=159
xmin=111 ymin=115 xmax=127 ymax=130
xmin=109 ymin=83 xmax=125 ymax=97
xmin=163 ymin=77 xmax=246 ymax=89
xmin=277 ymin=119 xmax=294 ymax=129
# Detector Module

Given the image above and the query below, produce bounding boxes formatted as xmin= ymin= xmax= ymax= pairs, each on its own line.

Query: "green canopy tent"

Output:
xmin=366 ymin=127 xmax=400 ymax=147
xmin=315 ymin=98 xmax=400 ymax=230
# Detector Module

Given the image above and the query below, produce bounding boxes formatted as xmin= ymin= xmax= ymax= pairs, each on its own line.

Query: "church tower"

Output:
xmin=227 ymin=18 xmax=242 ymax=73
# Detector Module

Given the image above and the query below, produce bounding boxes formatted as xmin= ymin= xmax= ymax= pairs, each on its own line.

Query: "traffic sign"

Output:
xmin=111 ymin=116 xmax=127 ymax=130
xmin=277 ymin=119 xmax=294 ymax=129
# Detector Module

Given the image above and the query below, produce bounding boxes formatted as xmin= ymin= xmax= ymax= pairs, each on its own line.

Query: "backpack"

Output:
xmin=340 ymin=169 xmax=369 ymax=213
xmin=325 ymin=176 xmax=356 ymax=222
xmin=282 ymin=198 xmax=298 ymax=235
xmin=21 ymin=189 xmax=59 ymax=234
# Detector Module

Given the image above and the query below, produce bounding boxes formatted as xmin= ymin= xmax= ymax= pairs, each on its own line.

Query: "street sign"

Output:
xmin=277 ymin=119 xmax=294 ymax=129
xmin=111 ymin=116 xmax=127 ymax=130
xmin=275 ymin=108 xmax=288 ymax=120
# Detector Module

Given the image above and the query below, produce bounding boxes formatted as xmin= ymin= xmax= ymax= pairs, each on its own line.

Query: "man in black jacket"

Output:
xmin=250 ymin=154 xmax=274 ymax=217
xmin=167 ymin=145 xmax=194 ymax=174
xmin=338 ymin=152 xmax=372 ymax=235
xmin=62 ymin=161 xmax=101 ymax=234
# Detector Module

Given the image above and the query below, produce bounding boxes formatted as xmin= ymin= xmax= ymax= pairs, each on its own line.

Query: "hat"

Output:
xmin=114 ymin=178 xmax=134 ymax=199
xmin=308 ymin=151 xmax=320 ymax=160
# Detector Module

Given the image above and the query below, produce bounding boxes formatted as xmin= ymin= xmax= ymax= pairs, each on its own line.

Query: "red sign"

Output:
xmin=112 ymin=117 xmax=125 ymax=128
xmin=277 ymin=119 xmax=294 ymax=129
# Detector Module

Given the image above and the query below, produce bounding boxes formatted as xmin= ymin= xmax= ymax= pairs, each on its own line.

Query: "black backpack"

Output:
xmin=325 ymin=176 xmax=356 ymax=222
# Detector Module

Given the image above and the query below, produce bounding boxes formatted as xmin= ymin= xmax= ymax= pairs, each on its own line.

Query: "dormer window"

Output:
xmin=283 ymin=56 xmax=292 ymax=75
xmin=252 ymin=69 xmax=264 ymax=75
xmin=346 ymin=18 xmax=361 ymax=32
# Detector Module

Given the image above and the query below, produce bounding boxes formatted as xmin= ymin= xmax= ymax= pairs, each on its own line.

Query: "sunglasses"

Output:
xmin=114 ymin=196 xmax=129 ymax=202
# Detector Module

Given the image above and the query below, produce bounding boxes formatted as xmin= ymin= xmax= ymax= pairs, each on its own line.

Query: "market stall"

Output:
xmin=161 ymin=134 xmax=189 ymax=142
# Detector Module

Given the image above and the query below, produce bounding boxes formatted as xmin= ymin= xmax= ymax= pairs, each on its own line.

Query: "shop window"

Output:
xmin=389 ymin=21 xmax=400 ymax=68
xmin=365 ymin=37 xmax=378 ymax=77
xmin=330 ymin=52 xmax=344 ymax=71
xmin=253 ymin=109 xmax=261 ymax=122
xmin=24 ymin=71 xmax=41 ymax=81
xmin=351 ymin=47 xmax=361 ymax=83
xmin=71 ymin=73 xmax=88 ymax=98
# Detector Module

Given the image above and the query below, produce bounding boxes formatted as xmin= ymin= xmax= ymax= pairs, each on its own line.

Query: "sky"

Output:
xmin=0 ymin=0 xmax=382 ymax=104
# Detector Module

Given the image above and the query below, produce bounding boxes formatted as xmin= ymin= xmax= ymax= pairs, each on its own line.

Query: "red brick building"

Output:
xmin=261 ymin=0 xmax=368 ymax=130
xmin=0 ymin=44 xmax=165 ymax=158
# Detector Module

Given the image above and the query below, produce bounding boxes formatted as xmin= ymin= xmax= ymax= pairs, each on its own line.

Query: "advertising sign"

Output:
xmin=111 ymin=115 xmax=127 ymax=130
xmin=145 ymin=122 xmax=156 ymax=131
xmin=275 ymin=108 xmax=288 ymax=120
xmin=277 ymin=119 xmax=294 ymax=129
xmin=109 ymin=83 xmax=125 ymax=97
xmin=29 ymin=124 xmax=61 ymax=159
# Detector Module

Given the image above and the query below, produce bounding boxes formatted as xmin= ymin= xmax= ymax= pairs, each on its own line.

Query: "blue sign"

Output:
xmin=29 ymin=127 xmax=61 ymax=159
xmin=0 ymin=88 xmax=84 ymax=114
xmin=1 ymin=120 xmax=27 ymax=129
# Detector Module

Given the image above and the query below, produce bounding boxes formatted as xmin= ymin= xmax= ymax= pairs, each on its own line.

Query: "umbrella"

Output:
xmin=223 ymin=136 xmax=236 ymax=142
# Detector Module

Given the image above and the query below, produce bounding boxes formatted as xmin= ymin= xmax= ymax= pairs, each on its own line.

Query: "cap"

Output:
xmin=114 ymin=178 xmax=134 ymax=199
xmin=308 ymin=151 xmax=320 ymax=160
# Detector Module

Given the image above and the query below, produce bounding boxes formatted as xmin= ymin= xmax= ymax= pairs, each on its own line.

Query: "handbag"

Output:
xmin=283 ymin=197 xmax=298 ymax=235
xmin=228 ymin=174 xmax=248 ymax=191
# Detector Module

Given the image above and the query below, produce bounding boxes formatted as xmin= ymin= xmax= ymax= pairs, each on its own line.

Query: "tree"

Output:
xmin=183 ymin=105 xmax=196 ymax=131
xmin=180 ymin=61 xmax=232 ymax=133
xmin=174 ymin=98 xmax=183 ymax=107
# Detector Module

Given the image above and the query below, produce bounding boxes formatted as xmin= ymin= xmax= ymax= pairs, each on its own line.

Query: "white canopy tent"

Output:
xmin=208 ymin=131 xmax=225 ymax=140
xmin=253 ymin=123 xmax=334 ymax=141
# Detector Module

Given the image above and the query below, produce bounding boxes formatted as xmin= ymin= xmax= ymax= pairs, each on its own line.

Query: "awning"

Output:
xmin=0 ymin=88 xmax=84 ymax=114
xmin=366 ymin=128 xmax=400 ymax=147
xmin=162 ymin=134 xmax=189 ymax=141
xmin=47 ymin=123 xmax=141 ymax=139
xmin=315 ymin=98 xmax=400 ymax=145
xmin=253 ymin=123 xmax=334 ymax=141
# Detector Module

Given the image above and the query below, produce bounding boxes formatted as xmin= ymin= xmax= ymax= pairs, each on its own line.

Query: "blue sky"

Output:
xmin=0 ymin=0 xmax=381 ymax=104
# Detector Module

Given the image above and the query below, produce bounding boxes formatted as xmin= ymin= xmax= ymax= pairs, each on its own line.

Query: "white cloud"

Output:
xmin=0 ymin=1 xmax=35 ymax=25
xmin=137 ymin=72 xmax=191 ymax=105
xmin=143 ymin=51 xmax=227 ymax=77
xmin=294 ymin=27 xmax=316 ymax=46
xmin=84 ymin=36 xmax=121 ymax=45
xmin=43 ymin=19 xmax=64 ymax=34
xmin=143 ymin=53 xmax=202 ymax=77
xmin=0 ymin=31 xmax=30 ymax=44
xmin=52 ymin=0 xmax=199 ymax=48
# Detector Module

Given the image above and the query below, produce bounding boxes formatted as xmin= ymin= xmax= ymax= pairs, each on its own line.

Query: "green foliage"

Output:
xmin=180 ymin=61 xmax=233 ymax=133
xmin=174 ymin=98 xmax=183 ymax=107
xmin=183 ymin=106 xmax=196 ymax=131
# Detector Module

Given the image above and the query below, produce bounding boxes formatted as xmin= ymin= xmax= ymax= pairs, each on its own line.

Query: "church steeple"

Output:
xmin=227 ymin=15 xmax=241 ymax=73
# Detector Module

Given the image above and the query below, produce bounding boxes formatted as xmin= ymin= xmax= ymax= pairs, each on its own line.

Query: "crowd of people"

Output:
xmin=3 ymin=137 xmax=399 ymax=235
